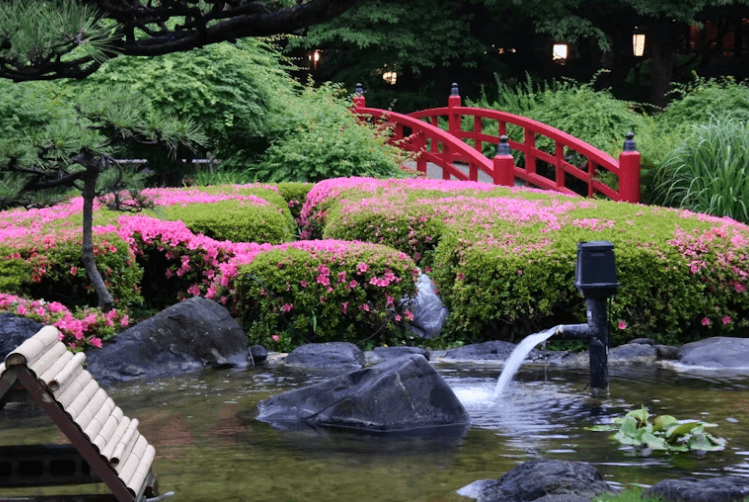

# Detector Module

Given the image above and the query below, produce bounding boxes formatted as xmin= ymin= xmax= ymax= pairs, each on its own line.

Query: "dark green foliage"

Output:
xmin=254 ymin=83 xmax=409 ymax=182
xmin=75 ymin=39 xmax=295 ymax=170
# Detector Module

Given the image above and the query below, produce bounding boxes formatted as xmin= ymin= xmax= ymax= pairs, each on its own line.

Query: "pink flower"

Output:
xmin=316 ymin=274 xmax=330 ymax=286
xmin=341 ymin=302 xmax=349 ymax=313
xmin=348 ymin=280 xmax=358 ymax=289
xmin=618 ymin=320 xmax=627 ymax=330
xmin=517 ymin=270 xmax=523 ymax=275
xmin=16 ymin=305 xmax=26 ymax=315
xmin=272 ymin=335 xmax=280 ymax=341
xmin=300 ymin=280 xmax=307 ymax=288
xmin=722 ymin=316 xmax=732 ymax=325
xmin=394 ymin=314 xmax=402 ymax=321
xmin=356 ymin=262 xmax=368 ymax=274
xmin=89 ymin=337 xmax=103 ymax=348
xmin=359 ymin=303 xmax=370 ymax=312
xmin=35 ymin=307 xmax=45 ymax=317
xmin=701 ymin=317 xmax=711 ymax=326
xmin=337 ymin=271 xmax=347 ymax=282
xmin=187 ymin=284 xmax=201 ymax=296
xmin=404 ymin=310 xmax=413 ymax=321
xmin=120 ymin=315 xmax=130 ymax=327
xmin=281 ymin=303 xmax=294 ymax=313
xmin=70 ymin=266 xmax=78 ymax=276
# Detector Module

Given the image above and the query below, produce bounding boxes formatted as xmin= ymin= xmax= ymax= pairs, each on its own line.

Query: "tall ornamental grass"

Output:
xmin=652 ymin=117 xmax=749 ymax=224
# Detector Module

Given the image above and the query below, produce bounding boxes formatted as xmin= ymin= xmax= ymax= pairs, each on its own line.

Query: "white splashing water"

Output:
xmin=493 ymin=327 xmax=559 ymax=399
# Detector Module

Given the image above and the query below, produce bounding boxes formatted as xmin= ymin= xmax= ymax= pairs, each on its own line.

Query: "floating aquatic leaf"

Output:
xmin=653 ymin=415 xmax=678 ymax=432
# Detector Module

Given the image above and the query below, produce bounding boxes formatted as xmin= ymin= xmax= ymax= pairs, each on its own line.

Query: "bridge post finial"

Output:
xmin=493 ymin=135 xmax=515 ymax=187
xmin=353 ymin=83 xmax=366 ymax=108
xmin=623 ymin=131 xmax=636 ymax=152
xmin=619 ymin=132 xmax=641 ymax=203
xmin=451 ymin=83 xmax=459 ymax=96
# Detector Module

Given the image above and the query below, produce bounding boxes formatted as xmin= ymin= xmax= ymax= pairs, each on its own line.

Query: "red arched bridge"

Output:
xmin=352 ymin=83 xmax=641 ymax=203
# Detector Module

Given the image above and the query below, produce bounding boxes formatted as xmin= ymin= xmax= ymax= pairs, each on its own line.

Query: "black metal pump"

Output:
xmin=553 ymin=241 xmax=619 ymax=397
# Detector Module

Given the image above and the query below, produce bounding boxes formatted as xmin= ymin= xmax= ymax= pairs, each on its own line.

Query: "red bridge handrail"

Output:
xmin=352 ymin=84 xmax=641 ymax=203
xmin=355 ymin=106 xmax=497 ymax=184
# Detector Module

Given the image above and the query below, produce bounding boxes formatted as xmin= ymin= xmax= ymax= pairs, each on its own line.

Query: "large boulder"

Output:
xmin=643 ymin=476 xmax=749 ymax=502
xmin=678 ymin=337 xmax=749 ymax=368
xmin=284 ymin=342 xmax=365 ymax=371
xmin=257 ymin=354 xmax=471 ymax=431
xmin=86 ymin=297 xmax=249 ymax=384
xmin=442 ymin=341 xmax=528 ymax=362
xmin=0 ymin=314 xmax=44 ymax=360
xmin=473 ymin=459 xmax=616 ymax=502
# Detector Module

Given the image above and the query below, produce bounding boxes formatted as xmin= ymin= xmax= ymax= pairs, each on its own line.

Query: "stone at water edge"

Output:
xmin=283 ymin=341 xmax=365 ymax=370
xmin=678 ymin=337 xmax=749 ymax=368
xmin=643 ymin=476 xmax=749 ymax=502
xmin=0 ymin=313 xmax=44 ymax=360
xmin=471 ymin=459 xmax=617 ymax=502
xmin=406 ymin=273 xmax=449 ymax=339
xmin=257 ymin=354 xmax=471 ymax=431
xmin=86 ymin=297 xmax=250 ymax=385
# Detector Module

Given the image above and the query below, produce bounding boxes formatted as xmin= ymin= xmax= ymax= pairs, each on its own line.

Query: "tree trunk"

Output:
xmin=81 ymin=166 xmax=114 ymax=313
xmin=649 ymin=20 xmax=680 ymax=108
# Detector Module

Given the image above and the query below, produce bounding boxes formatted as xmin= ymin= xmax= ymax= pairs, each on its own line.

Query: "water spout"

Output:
xmin=493 ymin=324 xmax=589 ymax=399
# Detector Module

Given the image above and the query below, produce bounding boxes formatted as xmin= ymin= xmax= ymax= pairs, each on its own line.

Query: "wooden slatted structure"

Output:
xmin=0 ymin=327 xmax=160 ymax=502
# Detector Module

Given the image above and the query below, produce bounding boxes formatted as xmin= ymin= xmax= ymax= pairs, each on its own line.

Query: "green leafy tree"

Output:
xmin=74 ymin=38 xmax=296 ymax=169
xmin=0 ymin=0 xmax=362 ymax=81
xmin=0 ymin=87 xmax=206 ymax=311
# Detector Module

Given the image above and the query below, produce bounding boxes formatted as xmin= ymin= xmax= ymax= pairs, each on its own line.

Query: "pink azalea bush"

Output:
xmin=0 ymin=293 xmax=129 ymax=351
xmin=296 ymin=177 xmax=749 ymax=345
xmin=208 ymin=239 xmax=418 ymax=351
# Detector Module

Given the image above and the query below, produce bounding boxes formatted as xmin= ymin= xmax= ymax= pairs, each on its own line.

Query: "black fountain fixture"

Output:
xmin=554 ymin=241 xmax=619 ymax=398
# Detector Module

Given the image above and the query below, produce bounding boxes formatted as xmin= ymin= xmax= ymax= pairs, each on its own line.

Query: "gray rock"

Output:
xmin=457 ymin=479 xmax=494 ymax=499
xmin=0 ymin=314 xmax=44 ymax=360
xmin=284 ymin=342 xmax=365 ymax=371
xmin=678 ymin=337 xmax=749 ymax=368
xmin=406 ymin=273 xmax=449 ymax=339
xmin=442 ymin=341 xmax=520 ymax=362
xmin=250 ymin=344 xmax=267 ymax=364
xmin=257 ymin=354 xmax=471 ymax=431
xmin=533 ymin=496 xmax=595 ymax=502
xmin=655 ymin=344 xmax=680 ymax=360
xmin=476 ymin=459 xmax=616 ymax=502
xmin=608 ymin=343 xmax=657 ymax=364
xmin=643 ymin=476 xmax=749 ymax=502
xmin=86 ymin=297 xmax=249 ymax=384
xmin=373 ymin=346 xmax=430 ymax=361
xmin=629 ymin=338 xmax=655 ymax=345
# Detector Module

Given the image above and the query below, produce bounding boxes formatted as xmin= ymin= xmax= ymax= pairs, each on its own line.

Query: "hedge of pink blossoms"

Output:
xmin=99 ymin=186 xmax=275 ymax=210
xmin=0 ymin=293 xmax=129 ymax=351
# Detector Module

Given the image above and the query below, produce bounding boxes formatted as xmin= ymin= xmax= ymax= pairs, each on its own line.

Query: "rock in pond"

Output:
xmin=257 ymin=354 xmax=470 ymax=432
xmin=407 ymin=273 xmax=449 ymax=339
xmin=86 ymin=297 xmax=249 ymax=384
xmin=0 ymin=313 xmax=44 ymax=360
xmin=643 ymin=476 xmax=749 ymax=502
xmin=470 ymin=459 xmax=616 ymax=502
xmin=284 ymin=342 xmax=365 ymax=371
xmin=678 ymin=337 xmax=749 ymax=368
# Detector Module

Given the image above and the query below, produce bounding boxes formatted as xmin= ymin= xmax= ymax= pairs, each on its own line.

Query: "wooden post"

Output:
xmin=493 ymin=135 xmax=514 ymax=187
xmin=618 ymin=132 xmax=641 ymax=203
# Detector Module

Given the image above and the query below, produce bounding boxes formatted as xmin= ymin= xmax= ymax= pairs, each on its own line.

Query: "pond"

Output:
xmin=2 ymin=360 xmax=749 ymax=501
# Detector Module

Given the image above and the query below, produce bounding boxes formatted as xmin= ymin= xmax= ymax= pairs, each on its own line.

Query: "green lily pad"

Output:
xmin=653 ymin=415 xmax=678 ymax=432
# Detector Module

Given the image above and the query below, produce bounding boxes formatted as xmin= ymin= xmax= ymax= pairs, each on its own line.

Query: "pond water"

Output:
xmin=2 ymin=360 xmax=749 ymax=502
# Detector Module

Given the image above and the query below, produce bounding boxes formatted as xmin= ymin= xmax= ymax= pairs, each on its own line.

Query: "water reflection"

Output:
xmin=2 ymin=361 xmax=749 ymax=502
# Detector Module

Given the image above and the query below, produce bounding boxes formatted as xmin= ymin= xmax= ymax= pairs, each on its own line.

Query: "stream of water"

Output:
xmin=493 ymin=327 xmax=559 ymax=399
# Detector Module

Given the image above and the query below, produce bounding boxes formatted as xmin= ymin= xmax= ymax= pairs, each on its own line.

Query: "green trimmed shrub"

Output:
xmin=223 ymin=242 xmax=419 ymax=351
xmin=275 ymin=182 xmax=314 ymax=223
xmin=161 ymin=199 xmax=295 ymax=244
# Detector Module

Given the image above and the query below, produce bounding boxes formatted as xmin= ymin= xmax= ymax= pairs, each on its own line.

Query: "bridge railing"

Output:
xmin=352 ymin=84 xmax=641 ymax=203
